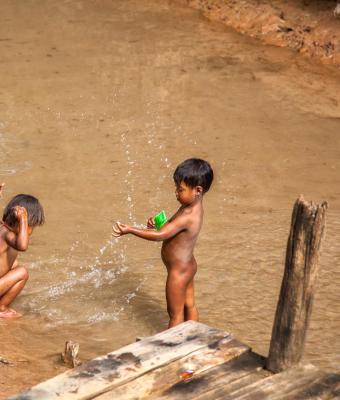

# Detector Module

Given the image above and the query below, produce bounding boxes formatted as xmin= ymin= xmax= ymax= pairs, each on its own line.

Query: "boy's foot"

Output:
xmin=0 ymin=308 xmax=22 ymax=319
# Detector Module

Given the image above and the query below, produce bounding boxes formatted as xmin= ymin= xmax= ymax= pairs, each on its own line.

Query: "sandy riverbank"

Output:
xmin=176 ymin=0 xmax=340 ymax=67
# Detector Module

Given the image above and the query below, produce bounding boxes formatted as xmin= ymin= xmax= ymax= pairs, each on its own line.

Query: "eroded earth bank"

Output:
xmin=178 ymin=0 xmax=340 ymax=67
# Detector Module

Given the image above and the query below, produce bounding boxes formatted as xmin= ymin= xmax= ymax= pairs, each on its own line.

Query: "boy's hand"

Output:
xmin=112 ymin=222 xmax=130 ymax=237
xmin=147 ymin=217 xmax=155 ymax=229
xmin=0 ymin=183 xmax=5 ymax=197
xmin=14 ymin=206 xmax=28 ymax=220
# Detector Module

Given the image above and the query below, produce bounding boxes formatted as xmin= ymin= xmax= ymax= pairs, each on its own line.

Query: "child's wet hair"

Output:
xmin=174 ymin=158 xmax=214 ymax=193
xmin=3 ymin=194 xmax=45 ymax=227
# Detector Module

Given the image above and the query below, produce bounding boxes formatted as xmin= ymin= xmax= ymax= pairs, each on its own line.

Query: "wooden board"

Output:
xmin=282 ymin=371 xmax=340 ymax=400
xmin=96 ymin=337 xmax=250 ymax=399
xmin=163 ymin=362 xmax=340 ymax=400
xmin=145 ymin=352 xmax=268 ymax=400
xmin=208 ymin=363 xmax=339 ymax=400
xmin=8 ymin=321 xmax=236 ymax=400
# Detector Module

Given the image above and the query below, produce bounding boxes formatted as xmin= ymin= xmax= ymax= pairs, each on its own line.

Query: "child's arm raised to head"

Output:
xmin=4 ymin=206 xmax=29 ymax=251
xmin=113 ymin=213 xmax=188 ymax=242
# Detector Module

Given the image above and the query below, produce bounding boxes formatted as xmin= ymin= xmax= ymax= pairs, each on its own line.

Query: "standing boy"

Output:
xmin=0 ymin=193 xmax=45 ymax=318
xmin=113 ymin=158 xmax=213 ymax=328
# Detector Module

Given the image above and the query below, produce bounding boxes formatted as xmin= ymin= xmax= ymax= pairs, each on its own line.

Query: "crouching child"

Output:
xmin=0 ymin=193 xmax=44 ymax=318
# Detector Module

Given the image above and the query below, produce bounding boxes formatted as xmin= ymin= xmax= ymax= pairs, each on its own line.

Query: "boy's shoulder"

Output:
xmin=181 ymin=205 xmax=201 ymax=221
xmin=174 ymin=204 xmax=201 ymax=224
xmin=0 ymin=229 xmax=8 ymax=249
xmin=172 ymin=206 xmax=193 ymax=223
xmin=181 ymin=206 xmax=194 ymax=216
xmin=0 ymin=225 xmax=14 ymax=243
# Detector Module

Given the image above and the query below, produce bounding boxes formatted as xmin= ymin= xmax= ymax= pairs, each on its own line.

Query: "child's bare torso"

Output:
xmin=161 ymin=203 xmax=203 ymax=271
xmin=0 ymin=227 xmax=17 ymax=278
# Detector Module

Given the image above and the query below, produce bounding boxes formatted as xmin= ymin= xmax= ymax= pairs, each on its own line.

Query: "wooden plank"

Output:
xmin=191 ymin=369 xmax=269 ymax=400
xmin=8 ymin=321 xmax=234 ymax=400
xmin=222 ymin=364 xmax=324 ymax=400
xmin=190 ymin=353 xmax=269 ymax=400
xmin=147 ymin=352 xmax=268 ymax=400
xmin=179 ymin=363 xmax=318 ymax=400
xmin=281 ymin=372 xmax=340 ymax=400
xmin=96 ymin=337 xmax=251 ymax=399
xmin=191 ymin=364 xmax=340 ymax=400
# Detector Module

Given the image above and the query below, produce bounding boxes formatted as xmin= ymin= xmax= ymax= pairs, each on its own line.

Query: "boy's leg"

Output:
xmin=0 ymin=266 xmax=28 ymax=317
xmin=184 ymin=279 xmax=198 ymax=322
xmin=166 ymin=271 xmax=189 ymax=328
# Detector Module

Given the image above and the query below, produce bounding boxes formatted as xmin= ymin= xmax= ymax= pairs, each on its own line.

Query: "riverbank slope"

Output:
xmin=177 ymin=0 xmax=340 ymax=67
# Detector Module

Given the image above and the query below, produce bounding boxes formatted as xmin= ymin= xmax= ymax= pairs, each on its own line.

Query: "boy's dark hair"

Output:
xmin=3 ymin=194 xmax=45 ymax=227
xmin=174 ymin=158 xmax=214 ymax=193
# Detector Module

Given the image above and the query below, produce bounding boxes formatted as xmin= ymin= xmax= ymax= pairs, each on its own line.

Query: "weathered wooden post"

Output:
xmin=266 ymin=196 xmax=327 ymax=373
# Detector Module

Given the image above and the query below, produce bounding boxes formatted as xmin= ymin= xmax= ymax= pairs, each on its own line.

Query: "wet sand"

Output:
xmin=1 ymin=0 xmax=340 ymax=397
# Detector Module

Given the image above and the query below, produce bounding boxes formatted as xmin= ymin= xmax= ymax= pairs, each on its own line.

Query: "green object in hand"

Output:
xmin=154 ymin=210 xmax=167 ymax=231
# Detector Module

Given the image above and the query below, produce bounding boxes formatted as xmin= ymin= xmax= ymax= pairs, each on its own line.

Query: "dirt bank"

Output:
xmin=176 ymin=0 xmax=340 ymax=67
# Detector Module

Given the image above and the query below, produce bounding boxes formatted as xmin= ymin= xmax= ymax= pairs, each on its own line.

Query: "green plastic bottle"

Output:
xmin=154 ymin=210 xmax=167 ymax=231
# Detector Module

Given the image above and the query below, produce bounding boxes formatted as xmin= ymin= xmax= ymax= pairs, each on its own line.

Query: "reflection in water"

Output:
xmin=0 ymin=0 xmax=340 ymax=396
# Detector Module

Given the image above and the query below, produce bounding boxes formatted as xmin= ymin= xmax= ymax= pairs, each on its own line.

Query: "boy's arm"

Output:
xmin=0 ymin=183 xmax=5 ymax=198
xmin=113 ymin=213 xmax=188 ymax=242
xmin=4 ymin=206 xmax=29 ymax=251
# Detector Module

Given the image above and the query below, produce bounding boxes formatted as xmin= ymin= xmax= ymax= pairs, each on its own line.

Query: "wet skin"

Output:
xmin=0 ymin=206 xmax=32 ymax=318
xmin=113 ymin=181 xmax=204 ymax=328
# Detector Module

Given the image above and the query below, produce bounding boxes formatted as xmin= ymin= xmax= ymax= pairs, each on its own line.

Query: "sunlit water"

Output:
xmin=0 ymin=0 xmax=340 ymax=396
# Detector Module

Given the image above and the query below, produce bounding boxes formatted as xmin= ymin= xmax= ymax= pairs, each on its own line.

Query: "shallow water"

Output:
xmin=0 ymin=0 xmax=340 ymax=396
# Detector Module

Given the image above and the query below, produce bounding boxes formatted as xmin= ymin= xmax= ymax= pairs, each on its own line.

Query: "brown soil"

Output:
xmin=176 ymin=0 xmax=340 ymax=67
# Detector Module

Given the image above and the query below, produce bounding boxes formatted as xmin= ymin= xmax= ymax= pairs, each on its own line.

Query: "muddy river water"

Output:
xmin=0 ymin=0 xmax=340 ymax=396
